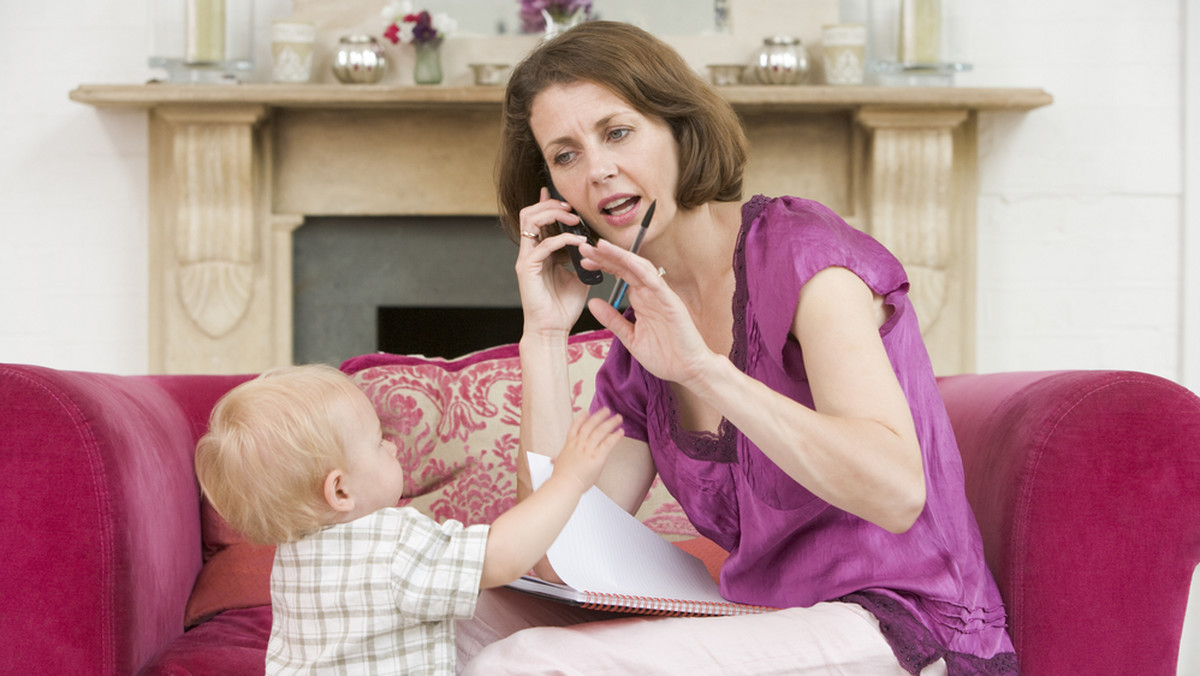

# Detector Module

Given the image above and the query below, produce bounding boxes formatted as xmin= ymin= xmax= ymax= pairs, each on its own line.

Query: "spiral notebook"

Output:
xmin=506 ymin=453 xmax=776 ymax=617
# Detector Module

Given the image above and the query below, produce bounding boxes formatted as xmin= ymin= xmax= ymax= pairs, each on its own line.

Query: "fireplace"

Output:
xmin=68 ymin=83 xmax=1051 ymax=375
xmin=293 ymin=215 xmax=601 ymax=363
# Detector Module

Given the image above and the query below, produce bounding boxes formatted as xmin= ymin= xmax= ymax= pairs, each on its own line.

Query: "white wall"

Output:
xmin=0 ymin=0 xmax=1196 ymax=668
xmin=1 ymin=1 xmax=149 ymax=373
xmin=957 ymin=2 xmax=1186 ymax=385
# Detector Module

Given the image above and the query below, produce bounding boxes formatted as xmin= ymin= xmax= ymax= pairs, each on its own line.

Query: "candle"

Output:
xmin=186 ymin=0 xmax=226 ymax=64
xmin=899 ymin=0 xmax=940 ymax=65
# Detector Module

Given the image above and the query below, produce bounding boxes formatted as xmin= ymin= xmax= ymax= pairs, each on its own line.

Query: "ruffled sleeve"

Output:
xmin=740 ymin=196 xmax=910 ymax=374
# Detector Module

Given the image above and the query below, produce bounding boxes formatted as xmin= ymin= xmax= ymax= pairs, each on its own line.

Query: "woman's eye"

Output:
xmin=553 ymin=150 xmax=575 ymax=165
xmin=608 ymin=128 xmax=630 ymax=141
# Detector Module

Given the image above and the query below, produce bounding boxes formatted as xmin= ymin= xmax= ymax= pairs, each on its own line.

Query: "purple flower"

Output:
xmin=411 ymin=11 xmax=439 ymax=43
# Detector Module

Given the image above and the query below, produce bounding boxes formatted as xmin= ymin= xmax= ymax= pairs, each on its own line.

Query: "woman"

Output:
xmin=464 ymin=21 xmax=1016 ymax=675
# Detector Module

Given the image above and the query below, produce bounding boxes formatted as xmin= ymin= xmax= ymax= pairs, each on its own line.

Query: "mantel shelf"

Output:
xmin=70 ymin=83 xmax=1052 ymax=112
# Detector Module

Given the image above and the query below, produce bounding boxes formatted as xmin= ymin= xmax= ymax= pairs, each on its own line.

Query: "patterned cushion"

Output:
xmin=341 ymin=329 xmax=698 ymax=539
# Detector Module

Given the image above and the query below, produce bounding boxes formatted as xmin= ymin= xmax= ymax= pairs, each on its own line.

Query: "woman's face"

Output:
xmin=529 ymin=80 xmax=679 ymax=248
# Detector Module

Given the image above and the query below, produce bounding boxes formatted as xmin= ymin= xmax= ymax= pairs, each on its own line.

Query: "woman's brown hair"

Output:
xmin=496 ymin=21 xmax=748 ymax=240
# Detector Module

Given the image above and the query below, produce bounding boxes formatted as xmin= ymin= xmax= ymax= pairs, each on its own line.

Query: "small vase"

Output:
xmin=542 ymin=9 xmax=584 ymax=40
xmin=413 ymin=41 xmax=443 ymax=85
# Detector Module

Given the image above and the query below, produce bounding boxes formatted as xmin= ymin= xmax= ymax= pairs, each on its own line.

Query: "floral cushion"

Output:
xmin=342 ymin=329 xmax=698 ymax=539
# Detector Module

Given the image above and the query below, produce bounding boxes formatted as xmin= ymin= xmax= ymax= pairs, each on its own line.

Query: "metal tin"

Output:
xmin=749 ymin=35 xmax=809 ymax=85
xmin=332 ymin=35 xmax=387 ymax=84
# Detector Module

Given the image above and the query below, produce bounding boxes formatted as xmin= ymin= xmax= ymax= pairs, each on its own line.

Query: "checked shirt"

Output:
xmin=266 ymin=507 xmax=489 ymax=675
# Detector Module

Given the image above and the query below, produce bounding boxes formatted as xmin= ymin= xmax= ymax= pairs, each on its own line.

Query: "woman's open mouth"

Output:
xmin=601 ymin=196 xmax=640 ymax=217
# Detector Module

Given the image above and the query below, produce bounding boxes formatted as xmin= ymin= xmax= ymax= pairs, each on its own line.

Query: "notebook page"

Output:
xmin=528 ymin=452 xmax=726 ymax=603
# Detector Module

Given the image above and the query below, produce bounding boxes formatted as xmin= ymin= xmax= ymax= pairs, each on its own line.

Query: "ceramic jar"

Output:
xmin=332 ymin=35 xmax=387 ymax=84
xmin=822 ymin=24 xmax=867 ymax=85
xmin=749 ymin=35 xmax=810 ymax=85
xmin=271 ymin=21 xmax=315 ymax=83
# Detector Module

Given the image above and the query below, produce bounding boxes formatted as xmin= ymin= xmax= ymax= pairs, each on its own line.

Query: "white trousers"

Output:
xmin=457 ymin=588 xmax=948 ymax=675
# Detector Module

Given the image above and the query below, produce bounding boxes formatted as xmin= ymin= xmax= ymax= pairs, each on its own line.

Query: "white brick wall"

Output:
xmin=0 ymin=1 xmax=151 ymax=373
xmin=0 ymin=0 xmax=288 ymax=374
xmin=958 ymin=1 xmax=1186 ymax=384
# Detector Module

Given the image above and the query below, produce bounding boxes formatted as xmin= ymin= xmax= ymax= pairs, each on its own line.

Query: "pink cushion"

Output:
xmin=343 ymin=330 xmax=698 ymax=538
xmin=143 ymin=606 xmax=272 ymax=676
xmin=183 ymin=500 xmax=276 ymax=627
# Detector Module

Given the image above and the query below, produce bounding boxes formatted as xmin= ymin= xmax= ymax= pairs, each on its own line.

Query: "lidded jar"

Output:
xmin=749 ymin=35 xmax=809 ymax=85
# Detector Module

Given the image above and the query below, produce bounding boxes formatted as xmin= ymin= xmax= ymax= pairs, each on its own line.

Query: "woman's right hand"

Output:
xmin=515 ymin=187 xmax=591 ymax=337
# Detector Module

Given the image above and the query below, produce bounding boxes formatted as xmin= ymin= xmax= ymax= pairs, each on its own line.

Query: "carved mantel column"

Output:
xmin=856 ymin=107 xmax=975 ymax=375
xmin=149 ymin=104 xmax=273 ymax=373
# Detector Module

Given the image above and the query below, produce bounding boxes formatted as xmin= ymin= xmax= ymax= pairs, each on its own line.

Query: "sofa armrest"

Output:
xmin=0 ymin=365 xmax=241 ymax=675
xmin=938 ymin=370 xmax=1200 ymax=675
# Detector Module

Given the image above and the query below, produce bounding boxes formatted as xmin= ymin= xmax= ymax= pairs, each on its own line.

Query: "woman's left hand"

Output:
xmin=581 ymin=240 xmax=716 ymax=387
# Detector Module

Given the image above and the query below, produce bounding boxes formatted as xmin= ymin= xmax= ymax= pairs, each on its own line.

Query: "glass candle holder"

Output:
xmin=865 ymin=0 xmax=971 ymax=86
xmin=149 ymin=0 xmax=255 ymax=83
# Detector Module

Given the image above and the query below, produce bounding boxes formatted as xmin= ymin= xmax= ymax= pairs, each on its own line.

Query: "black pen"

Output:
xmin=607 ymin=200 xmax=656 ymax=308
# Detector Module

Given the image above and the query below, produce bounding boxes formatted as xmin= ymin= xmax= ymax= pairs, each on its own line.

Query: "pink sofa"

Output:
xmin=2 ymin=336 xmax=1199 ymax=674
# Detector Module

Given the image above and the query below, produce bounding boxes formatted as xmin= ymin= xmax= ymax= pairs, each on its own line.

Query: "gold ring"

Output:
xmin=521 ymin=230 xmax=538 ymax=240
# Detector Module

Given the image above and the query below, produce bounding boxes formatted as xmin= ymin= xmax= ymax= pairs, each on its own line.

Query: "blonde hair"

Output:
xmin=497 ymin=21 xmax=748 ymax=240
xmin=194 ymin=364 xmax=365 ymax=545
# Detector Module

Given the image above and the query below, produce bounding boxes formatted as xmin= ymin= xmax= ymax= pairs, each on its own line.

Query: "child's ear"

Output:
xmin=323 ymin=469 xmax=355 ymax=514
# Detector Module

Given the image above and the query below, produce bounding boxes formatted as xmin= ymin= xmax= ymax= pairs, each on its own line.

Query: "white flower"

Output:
xmin=381 ymin=0 xmax=414 ymax=21
xmin=397 ymin=22 xmax=416 ymax=43
xmin=431 ymin=12 xmax=457 ymax=36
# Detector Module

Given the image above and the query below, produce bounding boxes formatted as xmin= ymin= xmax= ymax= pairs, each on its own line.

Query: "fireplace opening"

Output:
xmin=294 ymin=215 xmax=609 ymax=366
xmin=377 ymin=306 xmax=603 ymax=359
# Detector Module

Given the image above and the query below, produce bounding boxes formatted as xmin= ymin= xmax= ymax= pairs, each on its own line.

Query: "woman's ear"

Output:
xmin=323 ymin=469 xmax=355 ymax=514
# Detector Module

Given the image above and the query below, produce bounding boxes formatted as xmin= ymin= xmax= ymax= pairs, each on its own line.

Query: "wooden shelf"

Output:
xmin=70 ymin=83 xmax=1053 ymax=112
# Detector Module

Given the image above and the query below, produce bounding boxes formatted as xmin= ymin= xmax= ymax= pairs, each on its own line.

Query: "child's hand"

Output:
xmin=551 ymin=408 xmax=624 ymax=494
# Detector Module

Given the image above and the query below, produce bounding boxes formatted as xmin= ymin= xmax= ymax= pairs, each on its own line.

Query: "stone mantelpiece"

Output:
xmin=71 ymin=83 xmax=1052 ymax=375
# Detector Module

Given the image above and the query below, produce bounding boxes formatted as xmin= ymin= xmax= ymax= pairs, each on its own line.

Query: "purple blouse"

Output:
xmin=592 ymin=196 xmax=1017 ymax=673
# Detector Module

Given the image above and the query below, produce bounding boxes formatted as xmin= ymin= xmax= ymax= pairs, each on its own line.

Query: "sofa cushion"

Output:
xmin=184 ymin=330 xmax=699 ymax=627
xmin=342 ymin=329 xmax=698 ymax=537
xmin=183 ymin=503 xmax=277 ymax=627
xmin=144 ymin=605 xmax=272 ymax=675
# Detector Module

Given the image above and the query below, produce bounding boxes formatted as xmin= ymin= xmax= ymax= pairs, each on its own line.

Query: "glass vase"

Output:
xmin=413 ymin=42 xmax=443 ymax=85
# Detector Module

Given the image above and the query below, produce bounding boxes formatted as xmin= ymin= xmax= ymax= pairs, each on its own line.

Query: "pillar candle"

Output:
xmin=899 ymin=0 xmax=941 ymax=64
xmin=186 ymin=0 xmax=226 ymax=64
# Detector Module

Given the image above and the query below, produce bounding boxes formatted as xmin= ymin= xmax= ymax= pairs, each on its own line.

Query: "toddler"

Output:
xmin=194 ymin=364 xmax=622 ymax=675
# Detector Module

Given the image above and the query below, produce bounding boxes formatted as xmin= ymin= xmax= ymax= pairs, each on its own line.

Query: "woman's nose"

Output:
xmin=588 ymin=151 xmax=617 ymax=184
